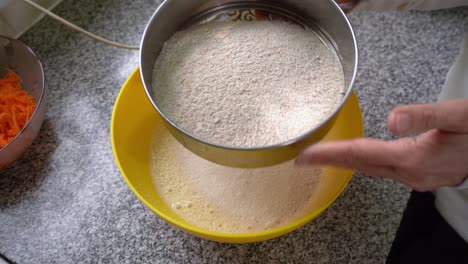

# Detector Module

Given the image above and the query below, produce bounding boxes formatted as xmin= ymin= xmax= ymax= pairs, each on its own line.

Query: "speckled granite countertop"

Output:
xmin=0 ymin=1 xmax=466 ymax=263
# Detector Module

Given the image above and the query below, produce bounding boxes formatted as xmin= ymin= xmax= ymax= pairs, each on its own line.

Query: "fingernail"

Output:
xmin=397 ymin=113 xmax=412 ymax=134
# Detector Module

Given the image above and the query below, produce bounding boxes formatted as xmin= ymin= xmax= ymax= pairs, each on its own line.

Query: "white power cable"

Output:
xmin=21 ymin=0 xmax=140 ymax=50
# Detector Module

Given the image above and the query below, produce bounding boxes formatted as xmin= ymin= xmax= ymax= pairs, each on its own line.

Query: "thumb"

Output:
xmin=387 ymin=99 xmax=468 ymax=136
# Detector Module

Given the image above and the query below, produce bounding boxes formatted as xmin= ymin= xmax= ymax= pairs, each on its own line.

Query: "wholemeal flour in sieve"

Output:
xmin=152 ymin=21 xmax=345 ymax=148
xmin=150 ymin=122 xmax=322 ymax=233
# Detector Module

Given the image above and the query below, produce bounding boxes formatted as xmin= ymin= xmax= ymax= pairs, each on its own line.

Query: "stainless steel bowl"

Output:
xmin=140 ymin=0 xmax=358 ymax=168
xmin=0 ymin=36 xmax=46 ymax=170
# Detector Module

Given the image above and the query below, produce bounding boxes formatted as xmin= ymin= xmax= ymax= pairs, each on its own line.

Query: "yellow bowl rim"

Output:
xmin=111 ymin=67 xmax=364 ymax=242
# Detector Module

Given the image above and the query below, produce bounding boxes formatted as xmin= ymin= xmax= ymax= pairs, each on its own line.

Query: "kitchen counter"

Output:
xmin=0 ymin=1 xmax=466 ymax=263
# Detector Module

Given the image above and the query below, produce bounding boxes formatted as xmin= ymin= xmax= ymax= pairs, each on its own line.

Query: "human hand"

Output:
xmin=296 ymin=99 xmax=468 ymax=191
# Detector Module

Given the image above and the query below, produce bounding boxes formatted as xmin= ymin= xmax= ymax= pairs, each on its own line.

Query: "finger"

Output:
xmin=387 ymin=99 xmax=468 ymax=136
xmin=296 ymin=138 xmax=401 ymax=169
xmin=296 ymin=138 xmax=421 ymax=181
xmin=354 ymin=165 xmax=399 ymax=180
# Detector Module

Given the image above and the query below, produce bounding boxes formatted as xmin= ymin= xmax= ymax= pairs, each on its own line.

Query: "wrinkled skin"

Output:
xmin=297 ymin=99 xmax=468 ymax=191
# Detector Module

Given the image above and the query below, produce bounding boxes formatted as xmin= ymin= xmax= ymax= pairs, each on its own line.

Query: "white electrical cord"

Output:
xmin=21 ymin=0 xmax=140 ymax=50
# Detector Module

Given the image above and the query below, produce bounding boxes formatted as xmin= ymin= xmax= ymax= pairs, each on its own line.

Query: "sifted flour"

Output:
xmin=152 ymin=21 xmax=345 ymax=148
xmin=150 ymin=122 xmax=322 ymax=233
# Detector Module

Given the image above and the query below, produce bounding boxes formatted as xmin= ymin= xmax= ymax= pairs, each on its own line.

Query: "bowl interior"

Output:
xmin=0 ymin=36 xmax=44 ymax=103
xmin=111 ymin=69 xmax=363 ymax=243
xmin=0 ymin=36 xmax=45 ymax=169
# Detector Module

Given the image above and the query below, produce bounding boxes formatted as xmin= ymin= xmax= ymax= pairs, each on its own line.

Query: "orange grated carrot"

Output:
xmin=0 ymin=69 xmax=37 ymax=149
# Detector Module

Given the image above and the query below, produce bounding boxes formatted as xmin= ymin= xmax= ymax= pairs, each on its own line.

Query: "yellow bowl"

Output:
xmin=111 ymin=68 xmax=364 ymax=243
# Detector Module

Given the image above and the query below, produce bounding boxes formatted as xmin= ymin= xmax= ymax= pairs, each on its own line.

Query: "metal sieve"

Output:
xmin=140 ymin=0 xmax=358 ymax=168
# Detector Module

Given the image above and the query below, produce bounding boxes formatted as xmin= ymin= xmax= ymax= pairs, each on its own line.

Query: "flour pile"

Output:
xmin=152 ymin=21 xmax=344 ymax=148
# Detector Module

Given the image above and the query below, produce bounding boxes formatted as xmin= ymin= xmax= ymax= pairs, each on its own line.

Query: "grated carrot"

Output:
xmin=0 ymin=69 xmax=37 ymax=149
